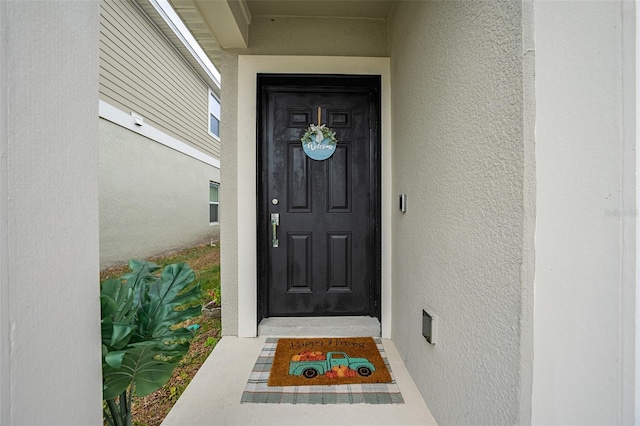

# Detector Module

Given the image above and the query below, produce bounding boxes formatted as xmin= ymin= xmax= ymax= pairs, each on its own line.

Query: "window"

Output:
xmin=209 ymin=90 xmax=220 ymax=138
xmin=209 ymin=182 xmax=219 ymax=223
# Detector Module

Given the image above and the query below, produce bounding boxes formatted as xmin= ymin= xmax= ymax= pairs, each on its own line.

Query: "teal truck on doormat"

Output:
xmin=289 ymin=351 xmax=376 ymax=379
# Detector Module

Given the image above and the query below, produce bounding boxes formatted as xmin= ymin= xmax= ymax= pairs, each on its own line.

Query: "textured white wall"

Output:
xmin=219 ymin=51 xmax=240 ymax=335
xmin=241 ymin=17 xmax=387 ymax=57
xmin=0 ymin=1 xmax=102 ymax=424
xmin=389 ymin=2 xmax=534 ymax=424
xmin=99 ymin=119 xmax=220 ymax=268
xmin=532 ymin=1 xmax=636 ymax=424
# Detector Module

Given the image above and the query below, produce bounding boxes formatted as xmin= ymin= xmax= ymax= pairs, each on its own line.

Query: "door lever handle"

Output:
xmin=271 ymin=213 xmax=279 ymax=248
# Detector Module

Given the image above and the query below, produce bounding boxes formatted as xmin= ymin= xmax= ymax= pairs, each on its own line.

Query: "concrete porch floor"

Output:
xmin=162 ymin=336 xmax=437 ymax=425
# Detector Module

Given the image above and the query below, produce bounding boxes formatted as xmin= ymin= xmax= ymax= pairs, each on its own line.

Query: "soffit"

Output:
xmin=169 ymin=0 xmax=225 ymax=64
xmin=134 ymin=0 xmax=221 ymax=92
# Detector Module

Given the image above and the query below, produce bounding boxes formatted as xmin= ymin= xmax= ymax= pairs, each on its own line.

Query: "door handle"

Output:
xmin=271 ymin=213 xmax=279 ymax=248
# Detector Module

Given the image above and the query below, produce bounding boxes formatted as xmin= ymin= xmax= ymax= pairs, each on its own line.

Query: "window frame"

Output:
xmin=208 ymin=89 xmax=221 ymax=140
xmin=209 ymin=181 xmax=219 ymax=224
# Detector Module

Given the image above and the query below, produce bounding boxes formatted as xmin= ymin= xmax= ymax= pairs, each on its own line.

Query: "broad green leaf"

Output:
xmin=171 ymin=284 xmax=201 ymax=306
xmin=129 ymin=340 xmax=189 ymax=362
xmin=100 ymin=279 xmax=135 ymax=323
xmin=104 ymin=350 xmax=126 ymax=369
xmin=100 ymin=295 xmax=119 ymax=318
xmin=122 ymin=260 xmax=161 ymax=307
xmin=103 ymin=346 xmax=174 ymax=400
xmin=101 ymin=260 xmax=201 ymax=410
xmin=108 ymin=323 xmax=137 ymax=349
xmin=123 ymin=260 xmax=161 ymax=286
xmin=127 ymin=259 xmax=161 ymax=273
xmin=136 ymin=264 xmax=200 ymax=344
xmin=101 ymin=279 xmax=137 ymax=349
xmin=151 ymin=263 xmax=196 ymax=305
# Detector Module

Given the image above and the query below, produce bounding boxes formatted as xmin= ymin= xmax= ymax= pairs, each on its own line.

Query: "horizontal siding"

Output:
xmin=99 ymin=0 xmax=220 ymax=159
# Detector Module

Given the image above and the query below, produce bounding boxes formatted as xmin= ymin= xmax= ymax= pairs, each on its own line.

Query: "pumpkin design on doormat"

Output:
xmin=267 ymin=337 xmax=393 ymax=387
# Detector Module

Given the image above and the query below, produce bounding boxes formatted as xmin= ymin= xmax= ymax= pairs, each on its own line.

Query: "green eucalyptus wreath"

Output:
xmin=301 ymin=124 xmax=338 ymax=146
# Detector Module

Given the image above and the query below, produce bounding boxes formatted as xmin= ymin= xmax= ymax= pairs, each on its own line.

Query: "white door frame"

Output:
xmin=236 ymin=55 xmax=392 ymax=338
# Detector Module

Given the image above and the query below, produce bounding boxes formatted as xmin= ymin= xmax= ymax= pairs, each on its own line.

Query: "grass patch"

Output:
xmin=101 ymin=243 xmax=221 ymax=426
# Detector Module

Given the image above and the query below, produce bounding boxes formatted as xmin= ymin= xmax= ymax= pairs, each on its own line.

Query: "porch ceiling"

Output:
xmin=168 ymin=0 xmax=394 ymax=68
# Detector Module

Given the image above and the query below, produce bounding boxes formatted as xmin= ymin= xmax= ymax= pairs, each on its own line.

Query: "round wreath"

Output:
xmin=301 ymin=124 xmax=338 ymax=146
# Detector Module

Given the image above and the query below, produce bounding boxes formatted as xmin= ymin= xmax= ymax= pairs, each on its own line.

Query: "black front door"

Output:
xmin=258 ymin=74 xmax=381 ymax=319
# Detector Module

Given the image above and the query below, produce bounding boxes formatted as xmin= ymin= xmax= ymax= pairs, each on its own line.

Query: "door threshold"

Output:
xmin=258 ymin=316 xmax=380 ymax=337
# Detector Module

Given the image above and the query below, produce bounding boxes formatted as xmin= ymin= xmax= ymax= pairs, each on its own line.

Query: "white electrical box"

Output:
xmin=131 ymin=112 xmax=144 ymax=126
xmin=422 ymin=310 xmax=438 ymax=345
xmin=399 ymin=194 xmax=407 ymax=213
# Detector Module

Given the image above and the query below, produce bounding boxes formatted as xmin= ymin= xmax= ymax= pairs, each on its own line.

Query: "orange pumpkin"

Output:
xmin=336 ymin=366 xmax=348 ymax=377
xmin=325 ymin=371 xmax=337 ymax=379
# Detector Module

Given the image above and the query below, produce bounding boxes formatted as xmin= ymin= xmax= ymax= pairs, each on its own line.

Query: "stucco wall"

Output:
xmin=389 ymin=2 xmax=534 ymax=424
xmin=0 ymin=1 xmax=102 ymax=424
xmin=241 ymin=17 xmax=387 ymax=57
xmin=220 ymin=19 xmax=388 ymax=336
xmin=532 ymin=1 xmax=636 ymax=424
xmin=99 ymin=119 xmax=220 ymax=268
xmin=219 ymin=50 xmax=240 ymax=335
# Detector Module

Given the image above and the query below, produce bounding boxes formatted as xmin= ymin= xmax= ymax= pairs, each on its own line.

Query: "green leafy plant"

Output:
xmin=101 ymin=260 xmax=201 ymax=426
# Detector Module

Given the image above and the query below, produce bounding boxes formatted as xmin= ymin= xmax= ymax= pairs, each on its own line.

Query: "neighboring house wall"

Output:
xmin=0 ymin=2 xmax=102 ymax=424
xmin=100 ymin=0 xmax=219 ymax=159
xmin=389 ymin=2 xmax=534 ymax=425
xmin=532 ymin=1 xmax=636 ymax=424
xmin=99 ymin=119 xmax=220 ymax=267
xmin=220 ymin=20 xmax=388 ymax=335
xmin=99 ymin=0 xmax=220 ymax=267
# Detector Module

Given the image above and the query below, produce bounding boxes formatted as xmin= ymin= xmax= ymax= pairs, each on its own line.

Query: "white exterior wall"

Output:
xmin=389 ymin=2 xmax=534 ymax=424
xmin=219 ymin=51 xmax=240 ymax=335
xmin=99 ymin=119 xmax=220 ymax=268
xmin=0 ymin=1 xmax=102 ymax=424
xmin=532 ymin=1 xmax=637 ymax=424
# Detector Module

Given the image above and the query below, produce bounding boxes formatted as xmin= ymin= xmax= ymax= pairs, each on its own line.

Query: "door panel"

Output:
xmin=287 ymin=144 xmax=311 ymax=211
xmin=327 ymin=145 xmax=351 ymax=212
xmin=258 ymin=75 xmax=380 ymax=318
xmin=287 ymin=233 xmax=312 ymax=292
xmin=327 ymin=233 xmax=351 ymax=290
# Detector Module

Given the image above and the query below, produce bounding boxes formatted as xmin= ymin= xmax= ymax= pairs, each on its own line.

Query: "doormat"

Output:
xmin=241 ymin=338 xmax=404 ymax=404
xmin=268 ymin=337 xmax=392 ymax=387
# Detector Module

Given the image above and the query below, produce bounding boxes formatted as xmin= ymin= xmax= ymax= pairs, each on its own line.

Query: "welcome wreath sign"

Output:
xmin=301 ymin=107 xmax=337 ymax=161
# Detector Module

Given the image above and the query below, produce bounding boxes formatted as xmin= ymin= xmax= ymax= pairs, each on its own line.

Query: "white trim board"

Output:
xmin=237 ymin=55 xmax=392 ymax=338
xmin=99 ymin=100 xmax=221 ymax=169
